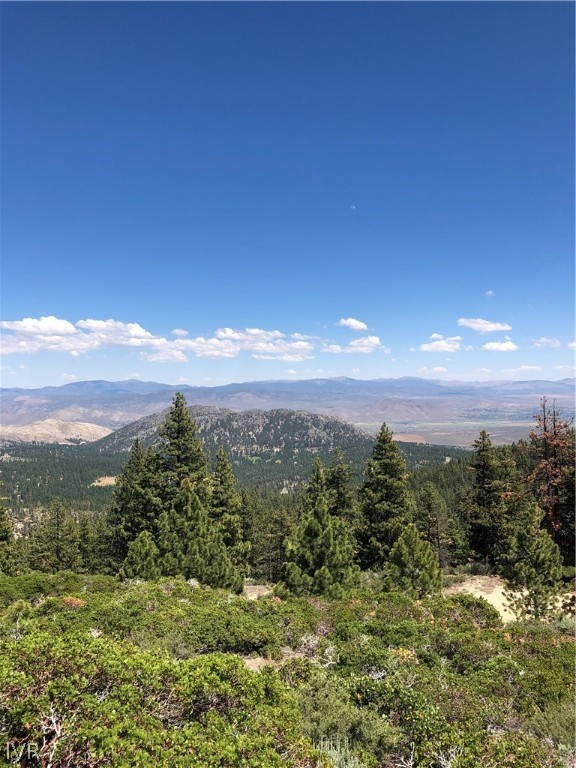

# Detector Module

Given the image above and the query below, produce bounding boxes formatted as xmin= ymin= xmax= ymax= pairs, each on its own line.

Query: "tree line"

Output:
xmin=1 ymin=393 xmax=573 ymax=619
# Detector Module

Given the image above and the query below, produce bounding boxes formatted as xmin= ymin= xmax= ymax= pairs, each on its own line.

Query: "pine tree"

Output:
xmin=107 ymin=439 xmax=163 ymax=565
xmin=414 ymin=482 xmax=456 ymax=569
xmin=0 ymin=497 xmax=17 ymax=576
xmin=120 ymin=530 xmax=160 ymax=581
xmin=281 ymin=488 xmax=359 ymax=597
xmin=525 ymin=398 xmax=575 ymax=564
xmin=78 ymin=511 xmax=111 ymax=574
xmin=357 ymin=423 xmax=413 ymax=569
xmin=325 ymin=448 xmax=360 ymax=529
xmin=241 ymin=488 xmax=296 ymax=583
xmin=26 ymin=499 xmax=82 ymax=573
xmin=210 ymin=447 xmax=251 ymax=575
xmin=162 ymin=479 xmax=242 ymax=592
xmin=383 ymin=523 xmax=442 ymax=598
xmin=156 ymin=508 xmax=183 ymax=576
xmin=501 ymin=503 xmax=564 ymax=620
xmin=466 ymin=431 xmax=520 ymax=565
xmin=155 ymin=393 xmax=211 ymax=506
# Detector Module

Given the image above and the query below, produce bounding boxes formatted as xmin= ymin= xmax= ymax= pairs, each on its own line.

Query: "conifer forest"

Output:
xmin=0 ymin=393 xmax=574 ymax=767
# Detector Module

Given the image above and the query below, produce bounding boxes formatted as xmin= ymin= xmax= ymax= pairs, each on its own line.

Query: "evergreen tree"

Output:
xmin=465 ymin=432 xmax=520 ymax=565
xmin=281 ymin=489 xmax=359 ymax=597
xmin=107 ymin=440 xmax=162 ymax=565
xmin=156 ymin=508 xmax=183 ymax=577
xmin=325 ymin=448 xmax=360 ymax=529
xmin=120 ymin=530 xmax=160 ymax=581
xmin=26 ymin=499 xmax=82 ymax=573
xmin=0 ymin=497 xmax=17 ymax=576
xmin=357 ymin=423 xmax=413 ymax=569
xmin=383 ymin=523 xmax=442 ymax=598
xmin=525 ymin=398 xmax=575 ymax=564
xmin=414 ymin=482 xmax=457 ymax=568
xmin=162 ymin=479 xmax=242 ymax=592
xmin=241 ymin=488 xmax=296 ymax=583
xmin=155 ymin=393 xmax=211 ymax=506
xmin=501 ymin=503 xmax=564 ymax=620
xmin=78 ymin=511 xmax=111 ymax=574
xmin=210 ymin=447 xmax=251 ymax=575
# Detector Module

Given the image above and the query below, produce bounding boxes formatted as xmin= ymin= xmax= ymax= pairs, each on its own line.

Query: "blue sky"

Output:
xmin=1 ymin=2 xmax=574 ymax=389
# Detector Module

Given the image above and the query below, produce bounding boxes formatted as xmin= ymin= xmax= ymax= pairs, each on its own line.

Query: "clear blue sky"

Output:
xmin=1 ymin=2 xmax=574 ymax=388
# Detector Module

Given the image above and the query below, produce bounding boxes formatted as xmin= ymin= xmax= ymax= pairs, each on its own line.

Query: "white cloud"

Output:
xmin=0 ymin=315 xmax=77 ymax=335
xmin=533 ymin=337 xmax=560 ymax=348
xmin=482 ymin=340 xmax=519 ymax=352
xmin=216 ymin=327 xmax=284 ymax=341
xmin=61 ymin=373 xmax=77 ymax=380
xmin=429 ymin=333 xmax=444 ymax=340
xmin=77 ymin=319 xmax=154 ymax=341
xmin=141 ymin=350 xmax=187 ymax=363
xmin=418 ymin=366 xmax=447 ymax=374
xmin=485 ymin=290 xmax=495 ymax=298
xmin=408 ymin=346 xmax=416 ymax=352
xmin=323 ymin=336 xmax=386 ymax=355
xmin=420 ymin=336 xmax=462 ymax=353
xmin=177 ymin=337 xmax=239 ymax=359
xmin=171 ymin=328 xmax=189 ymax=338
xmin=338 ymin=317 xmax=368 ymax=332
xmin=457 ymin=317 xmax=511 ymax=334
xmin=568 ymin=341 xmax=576 ymax=350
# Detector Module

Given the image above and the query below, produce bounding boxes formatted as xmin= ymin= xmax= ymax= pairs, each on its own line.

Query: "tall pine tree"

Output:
xmin=464 ymin=432 xmax=522 ymax=566
xmin=155 ymin=393 xmax=211 ymax=506
xmin=210 ymin=447 xmax=251 ymax=575
xmin=525 ymin=399 xmax=575 ymax=564
xmin=326 ymin=448 xmax=360 ymax=529
xmin=357 ymin=423 xmax=413 ymax=570
xmin=281 ymin=487 xmax=359 ymax=597
xmin=26 ymin=499 xmax=82 ymax=573
xmin=159 ymin=479 xmax=242 ymax=592
xmin=107 ymin=439 xmax=162 ymax=565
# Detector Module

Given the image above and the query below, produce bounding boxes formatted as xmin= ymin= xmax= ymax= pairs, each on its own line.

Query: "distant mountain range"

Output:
xmin=1 ymin=376 xmax=573 ymax=446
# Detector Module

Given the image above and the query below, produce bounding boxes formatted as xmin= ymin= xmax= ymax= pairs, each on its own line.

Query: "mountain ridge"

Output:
xmin=2 ymin=376 xmax=573 ymax=446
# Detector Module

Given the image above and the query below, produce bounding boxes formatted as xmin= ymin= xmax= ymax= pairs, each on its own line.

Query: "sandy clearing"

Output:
xmin=443 ymin=575 xmax=516 ymax=623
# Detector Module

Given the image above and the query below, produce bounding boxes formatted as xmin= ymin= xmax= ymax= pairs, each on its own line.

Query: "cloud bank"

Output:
xmin=0 ymin=316 xmax=388 ymax=364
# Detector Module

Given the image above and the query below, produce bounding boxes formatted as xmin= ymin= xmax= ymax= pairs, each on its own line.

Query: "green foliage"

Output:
xmin=383 ymin=523 xmax=442 ymax=598
xmin=107 ymin=439 xmax=162 ymax=564
xmin=0 ymin=497 xmax=17 ymax=576
xmin=464 ymin=431 xmax=522 ymax=565
xmin=357 ymin=423 xmax=413 ymax=569
xmin=501 ymin=503 xmax=565 ymax=620
xmin=24 ymin=498 xmax=82 ymax=573
xmin=120 ymin=531 xmax=161 ymax=581
xmin=211 ymin=447 xmax=251 ymax=575
xmin=155 ymin=392 xmax=211 ymax=506
xmin=281 ymin=486 xmax=359 ymax=597
xmin=0 ymin=631 xmax=324 ymax=767
xmin=525 ymin=398 xmax=575 ymax=564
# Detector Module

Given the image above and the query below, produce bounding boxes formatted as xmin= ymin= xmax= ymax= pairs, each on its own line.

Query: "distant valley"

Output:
xmin=1 ymin=376 xmax=573 ymax=446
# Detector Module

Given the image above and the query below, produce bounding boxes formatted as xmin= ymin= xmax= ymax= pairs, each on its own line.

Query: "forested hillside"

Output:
xmin=0 ymin=393 xmax=573 ymax=767
xmin=0 ymin=407 xmax=468 ymax=511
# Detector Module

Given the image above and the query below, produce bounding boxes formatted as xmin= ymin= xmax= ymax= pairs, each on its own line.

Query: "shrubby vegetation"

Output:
xmin=0 ymin=393 xmax=574 ymax=766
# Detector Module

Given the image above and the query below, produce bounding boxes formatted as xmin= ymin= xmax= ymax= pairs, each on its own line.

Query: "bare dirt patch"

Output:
xmin=90 ymin=476 xmax=117 ymax=487
xmin=444 ymin=575 xmax=516 ymax=623
xmin=243 ymin=584 xmax=274 ymax=600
